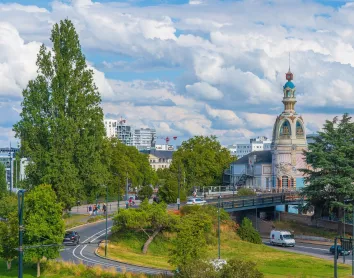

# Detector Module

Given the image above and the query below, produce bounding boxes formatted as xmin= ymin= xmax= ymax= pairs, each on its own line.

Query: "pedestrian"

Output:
xmin=103 ymin=203 xmax=107 ymax=215
xmin=93 ymin=204 xmax=97 ymax=216
xmin=88 ymin=205 xmax=92 ymax=216
xmin=98 ymin=203 xmax=101 ymax=213
xmin=129 ymin=197 xmax=132 ymax=207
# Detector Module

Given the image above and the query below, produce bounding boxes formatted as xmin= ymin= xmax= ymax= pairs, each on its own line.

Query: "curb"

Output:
xmin=65 ymin=217 xmax=113 ymax=232
xmin=94 ymin=245 xmax=173 ymax=274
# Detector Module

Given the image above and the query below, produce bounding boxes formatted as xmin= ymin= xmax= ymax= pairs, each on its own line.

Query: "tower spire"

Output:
xmin=288 ymin=52 xmax=291 ymax=72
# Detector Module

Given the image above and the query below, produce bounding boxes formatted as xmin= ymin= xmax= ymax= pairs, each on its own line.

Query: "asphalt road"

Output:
xmin=264 ymin=240 xmax=354 ymax=265
xmin=60 ymin=219 xmax=173 ymax=275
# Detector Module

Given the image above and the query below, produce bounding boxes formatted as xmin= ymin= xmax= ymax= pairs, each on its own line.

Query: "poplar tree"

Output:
xmin=13 ymin=19 xmax=106 ymax=209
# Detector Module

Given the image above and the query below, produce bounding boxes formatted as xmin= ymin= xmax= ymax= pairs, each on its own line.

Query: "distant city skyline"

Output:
xmin=2 ymin=0 xmax=354 ymax=147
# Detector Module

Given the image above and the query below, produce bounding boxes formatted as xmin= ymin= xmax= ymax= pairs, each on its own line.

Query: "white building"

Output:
xmin=117 ymin=124 xmax=134 ymax=146
xmin=104 ymin=119 xmax=117 ymax=138
xmin=227 ymin=136 xmax=272 ymax=159
xmin=133 ymin=128 xmax=156 ymax=150
xmin=155 ymin=144 xmax=174 ymax=151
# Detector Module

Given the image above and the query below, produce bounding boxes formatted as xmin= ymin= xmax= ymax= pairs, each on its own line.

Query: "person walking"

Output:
xmin=103 ymin=203 xmax=107 ymax=215
xmin=88 ymin=205 xmax=92 ymax=216
xmin=98 ymin=203 xmax=101 ymax=214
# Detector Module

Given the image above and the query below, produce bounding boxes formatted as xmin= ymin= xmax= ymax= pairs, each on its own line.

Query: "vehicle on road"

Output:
xmin=63 ymin=231 xmax=80 ymax=245
xmin=270 ymin=230 xmax=295 ymax=247
xmin=186 ymin=198 xmax=206 ymax=205
xmin=329 ymin=245 xmax=350 ymax=256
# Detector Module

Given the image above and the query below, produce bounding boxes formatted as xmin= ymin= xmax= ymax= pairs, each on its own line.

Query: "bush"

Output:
xmin=220 ymin=259 xmax=263 ymax=278
xmin=175 ymin=260 xmax=218 ymax=278
xmin=139 ymin=185 xmax=153 ymax=201
xmin=237 ymin=218 xmax=262 ymax=244
xmin=180 ymin=205 xmax=230 ymax=223
xmin=237 ymin=188 xmax=256 ymax=197
xmin=87 ymin=215 xmax=105 ymax=223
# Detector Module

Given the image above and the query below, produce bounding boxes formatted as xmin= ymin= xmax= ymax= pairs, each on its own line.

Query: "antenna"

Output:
xmin=288 ymin=52 xmax=291 ymax=72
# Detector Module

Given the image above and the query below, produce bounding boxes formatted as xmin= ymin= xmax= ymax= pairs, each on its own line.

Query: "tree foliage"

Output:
xmin=13 ymin=19 xmax=106 ymax=209
xmin=112 ymin=199 xmax=177 ymax=254
xmin=24 ymin=184 xmax=65 ymax=277
xmin=104 ymin=138 xmax=157 ymax=201
xmin=138 ymin=185 xmax=153 ymax=201
xmin=300 ymin=114 xmax=354 ymax=221
xmin=0 ymin=163 xmax=7 ymax=198
xmin=157 ymin=168 xmax=186 ymax=203
xmin=169 ymin=211 xmax=213 ymax=267
xmin=0 ymin=195 xmax=18 ymax=270
xmin=237 ymin=218 xmax=262 ymax=244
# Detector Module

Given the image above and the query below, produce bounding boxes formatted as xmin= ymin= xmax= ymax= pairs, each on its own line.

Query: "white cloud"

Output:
xmin=185 ymin=82 xmax=223 ymax=100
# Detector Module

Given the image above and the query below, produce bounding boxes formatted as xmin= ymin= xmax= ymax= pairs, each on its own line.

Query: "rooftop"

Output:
xmin=231 ymin=150 xmax=272 ymax=165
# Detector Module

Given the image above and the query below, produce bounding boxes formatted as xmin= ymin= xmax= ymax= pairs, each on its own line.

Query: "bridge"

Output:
xmin=208 ymin=193 xmax=304 ymax=212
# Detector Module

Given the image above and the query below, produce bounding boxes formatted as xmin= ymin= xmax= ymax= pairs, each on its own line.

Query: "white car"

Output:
xmin=270 ymin=230 xmax=295 ymax=247
xmin=186 ymin=198 xmax=206 ymax=205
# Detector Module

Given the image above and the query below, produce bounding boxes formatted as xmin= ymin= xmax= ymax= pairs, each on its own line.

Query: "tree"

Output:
xmin=169 ymin=136 xmax=233 ymax=194
xmin=13 ymin=19 xmax=106 ymax=209
xmin=139 ymin=185 xmax=153 ymax=201
xmin=300 ymin=114 xmax=354 ymax=231
xmin=0 ymin=163 xmax=7 ymax=198
xmin=112 ymin=199 xmax=177 ymax=254
xmin=0 ymin=195 xmax=18 ymax=270
xmin=24 ymin=184 xmax=65 ymax=277
xmin=237 ymin=218 xmax=262 ymax=244
xmin=157 ymin=168 xmax=186 ymax=203
xmin=169 ymin=211 xmax=213 ymax=267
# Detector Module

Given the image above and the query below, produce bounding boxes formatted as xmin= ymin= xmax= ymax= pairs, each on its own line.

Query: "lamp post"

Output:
xmin=113 ymin=173 xmax=120 ymax=212
xmin=18 ymin=189 xmax=26 ymax=278
xmin=218 ymin=187 xmax=221 ymax=259
xmin=9 ymin=149 xmax=13 ymax=193
xmin=352 ymin=203 xmax=354 ymax=276
xmin=177 ymin=164 xmax=181 ymax=210
xmin=126 ymin=172 xmax=129 ymax=209
xmin=105 ymin=184 xmax=108 ymax=257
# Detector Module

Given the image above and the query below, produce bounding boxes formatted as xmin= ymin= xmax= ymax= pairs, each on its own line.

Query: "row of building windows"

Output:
xmin=149 ymin=159 xmax=170 ymax=163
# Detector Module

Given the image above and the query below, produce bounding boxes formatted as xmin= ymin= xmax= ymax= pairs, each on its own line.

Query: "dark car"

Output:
xmin=329 ymin=245 xmax=350 ymax=256
xmin=63 ymin=231 xmax=80 ymax=245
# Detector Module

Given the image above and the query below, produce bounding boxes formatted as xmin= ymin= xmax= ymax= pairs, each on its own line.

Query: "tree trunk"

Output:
xmin=6 ymin=260 xmax=11 ymax=270
xmin=142 ymin=228 xmax=161 ymax=254
xmin=37 ymin=260 xmax=41 ymax=277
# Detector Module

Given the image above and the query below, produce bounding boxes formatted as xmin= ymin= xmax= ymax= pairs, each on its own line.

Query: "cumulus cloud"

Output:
xmin=2 ymin=0 xmax=354 ymax=145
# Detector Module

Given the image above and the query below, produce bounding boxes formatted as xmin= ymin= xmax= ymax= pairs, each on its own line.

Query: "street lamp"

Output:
xmin=9 ymin=149 xmax=13 ymax=193
xmin=125 ymin=172 xmax=129 ymax=209
xmin=177 ymin=164 xmax=181 ymax=210
xmin=105 ymin=184 xmax=108 ymax=257
xmin=218 ymin=185 xmax=221 ymax=259
xmin=18 ymin=189 xmax=26 ymax=278
xmin=113 ymin=173 xmax=120 ymax=213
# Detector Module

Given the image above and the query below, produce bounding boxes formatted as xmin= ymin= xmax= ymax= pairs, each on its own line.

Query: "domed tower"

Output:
xmin=271 ymin=68 xmax=307 ymax=191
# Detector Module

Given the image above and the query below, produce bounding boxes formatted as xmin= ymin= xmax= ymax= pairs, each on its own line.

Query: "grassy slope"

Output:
xmin=102 ymin=229 xmax=351 ymax=278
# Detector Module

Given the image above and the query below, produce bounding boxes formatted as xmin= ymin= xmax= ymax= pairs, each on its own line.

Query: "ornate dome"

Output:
xmin=283 ymin=81 xmax=295 ymax=89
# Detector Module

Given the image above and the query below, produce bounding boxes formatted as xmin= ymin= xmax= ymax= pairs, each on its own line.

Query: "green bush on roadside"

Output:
xmin=87 ymin=215 xmax=105 ymax=223
xmin=237 ymin=218 xmax=262 ymax=244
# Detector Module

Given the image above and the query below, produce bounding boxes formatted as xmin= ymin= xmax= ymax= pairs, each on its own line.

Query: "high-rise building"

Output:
xmin=117 ymin=123 xmax=134 ymax=146
xmin=104 ymin=119 xmax=117 ymax=138
xmin=133 ymin=128 xmax=156 ymax=150
xmin=227 ymin=136 xmax=272 ymax=158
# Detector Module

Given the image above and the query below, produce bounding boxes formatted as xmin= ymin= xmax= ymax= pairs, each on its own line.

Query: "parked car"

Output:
xmin=330 ymin=245 xmax=350 ymax=256
xmin=63 ymin=231 xmax=80 ymax=245
xmin=270 ymin=230 xmax=295 ymax=247
xmin=186 ymin=198 xmax=206 ymax=205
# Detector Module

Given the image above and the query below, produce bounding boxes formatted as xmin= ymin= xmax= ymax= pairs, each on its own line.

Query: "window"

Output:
xmin=282 ymin=176 xmax=289 ymax=188
xmin=280 ymin=120 xmax=291 ymax=136
xmin=296 ymin=121 xmax=304 ymax=136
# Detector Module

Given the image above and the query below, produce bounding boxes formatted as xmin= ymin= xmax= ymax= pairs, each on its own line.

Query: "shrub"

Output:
xmin=237 ymin=188 xmax=256 ymax=197
xmin=220 ymin=259 xmax=263 ymax=278
xmin=87 ymin=215 xmax=105 ymax=223
xmin=237 ymin=218 xmax=262 ymax=244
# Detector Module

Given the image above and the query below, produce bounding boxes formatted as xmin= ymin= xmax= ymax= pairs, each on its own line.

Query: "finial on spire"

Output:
xmin=286 ymin=53 xmax=293 ymax=81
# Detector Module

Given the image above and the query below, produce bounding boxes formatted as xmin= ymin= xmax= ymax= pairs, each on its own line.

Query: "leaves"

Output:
xmin=13 ymin=19 xmax=106 ymax=209
xmin=237 ymin=218 xmax=262 ymax=244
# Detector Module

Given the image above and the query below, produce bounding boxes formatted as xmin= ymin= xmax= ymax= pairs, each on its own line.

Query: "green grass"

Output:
xmin=64 ymin=214 xmax=106 ymax=229
xmin=274 ymin=220 xmax=340 ymax=240
xmin=103 ymin=228 xmax=352 ymax=277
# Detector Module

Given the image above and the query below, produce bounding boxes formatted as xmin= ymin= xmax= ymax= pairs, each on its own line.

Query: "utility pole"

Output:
xmin=18 ymin=189 xmax=26 ymax=278
xmin=105 ymin=185 xmax=108 ymax=257
xmin=218 ymin=186 xmax=221 ymax=260
xmin=177 ymin=164 xmax=181 ymax=210
xmin=352 ymin=204 xmax=354 ymax=276
xmin=126 ymin=172 xmax=129 ymax=209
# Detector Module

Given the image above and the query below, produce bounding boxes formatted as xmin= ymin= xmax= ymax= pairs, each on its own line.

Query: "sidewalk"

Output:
xmin=70 ymin=200 xmax=141 ymax=215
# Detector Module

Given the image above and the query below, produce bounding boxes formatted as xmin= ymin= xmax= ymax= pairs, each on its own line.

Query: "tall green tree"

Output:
xmin=24 ymin=184 xmax=65 ymax=277
xmin=0 ymin=163 xmax=7 ymax=198
xmin=13 ymin=19 xmax=106 ymax=209
xmin=161 ymin=136 xmax=233 ymax=199
xmin=301 ymin=114 xmax=354 ymax=228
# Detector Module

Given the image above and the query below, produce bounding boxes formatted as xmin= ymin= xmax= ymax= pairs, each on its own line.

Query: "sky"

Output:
xmin=1 ymin=0 xmax=354 ymax=147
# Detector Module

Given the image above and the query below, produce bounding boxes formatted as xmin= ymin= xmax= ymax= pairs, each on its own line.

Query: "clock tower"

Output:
xmin=271 ymin=68 xmax=308 ymax=191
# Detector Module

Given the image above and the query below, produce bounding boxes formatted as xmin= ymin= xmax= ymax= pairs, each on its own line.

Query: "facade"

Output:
xmin=117 ymin=124 xmax=134 ymax=146
xmin=133 ymin=128 xmax=156 ymax=150
xmin=104 ymin=119 xmax=117 ymax=138
xmin=146 ymin=150 xmax=173 ymax=170
xmin=155 ymin=144 xmax=174 ymax=151
xmin=227 ymin=136 xmax=272 ymax=158
xmin=225 ymin=68 xmax=308 ymax=191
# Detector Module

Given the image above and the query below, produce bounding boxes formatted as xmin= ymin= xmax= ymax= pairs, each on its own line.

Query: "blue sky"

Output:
xmin=1 ymin=0 xmax=354 ymax=146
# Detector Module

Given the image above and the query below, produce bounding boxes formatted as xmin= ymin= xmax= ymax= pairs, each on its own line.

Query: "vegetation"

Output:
xmin=301 ymin=114 xmax=354 ymax=229
xmin=24 ymin=184 xmax=65 ymax=277
xmin=0 ymin=163 xmax=7 ymax=197
xmin=237 ymin=188 xmax=256 ymax=197
xmin=237 ymin=218 xmax=262 ymax=244
xmin=13 ymin=19 xmax=106 ymax=210
xmin=157 ymin=136 xmax=233 ymax=203
xmin=138 ymin=185 xmax=154 ymax=201
xmin=112 ymin=200 xmax=178 ymax=254
xmin=0 ymin=195 xmax=18 ymax=270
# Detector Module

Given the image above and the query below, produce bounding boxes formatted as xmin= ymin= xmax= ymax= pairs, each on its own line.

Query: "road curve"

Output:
xmin=60 ymin=219 xmax=173 ymax=275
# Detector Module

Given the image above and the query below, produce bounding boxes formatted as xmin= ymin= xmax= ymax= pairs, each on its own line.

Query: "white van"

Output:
xmin=270 ymin=230 xmax=295 ymax=247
